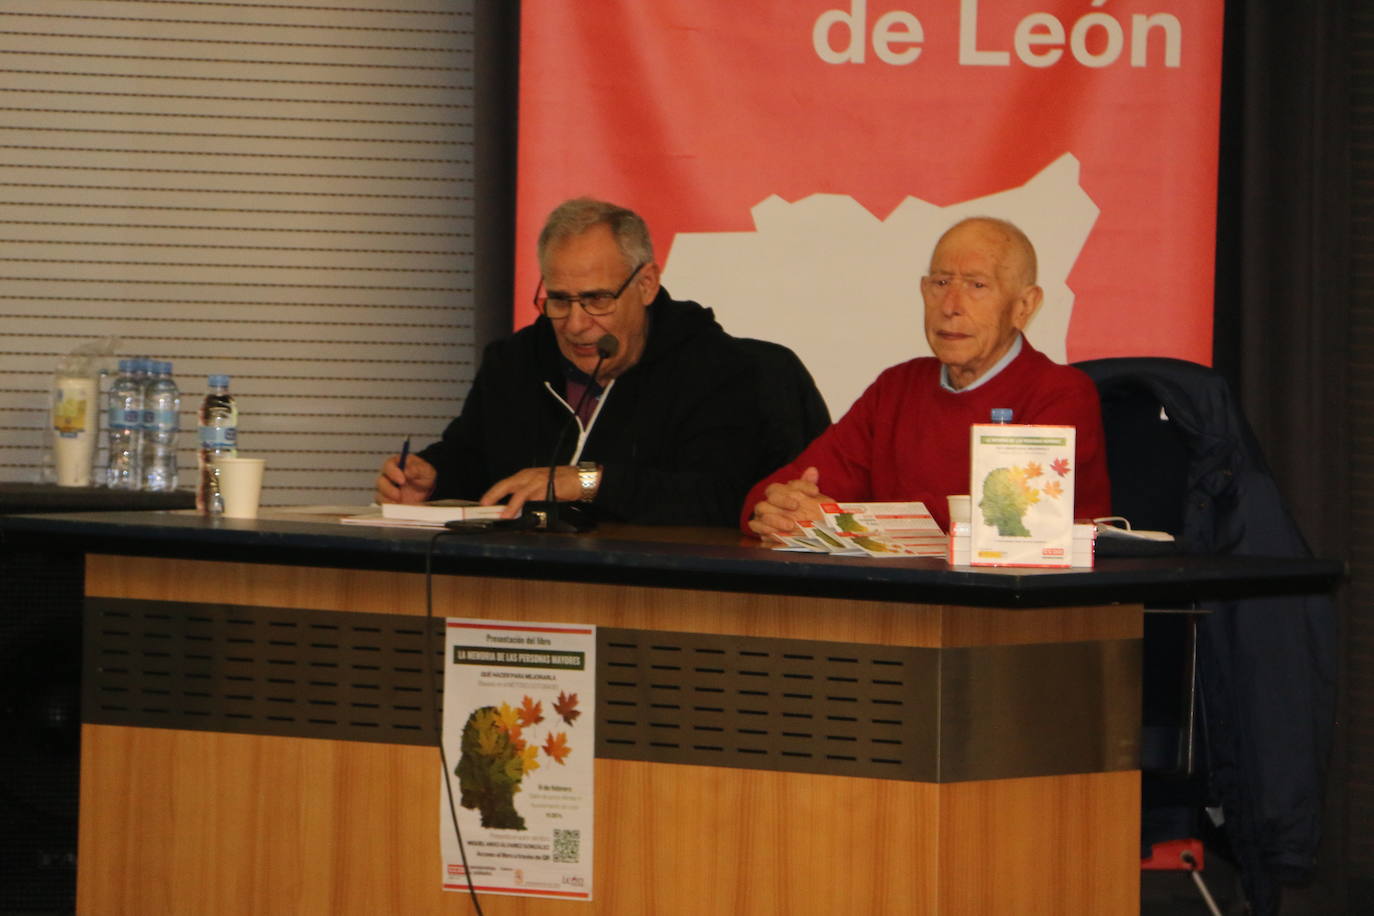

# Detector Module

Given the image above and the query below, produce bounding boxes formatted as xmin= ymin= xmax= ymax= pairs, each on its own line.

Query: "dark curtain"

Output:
xmin=1213 ymin=2 xmax=1350 ymax=562
xmin=1211 ymin=1 xmax=1354 ymax=913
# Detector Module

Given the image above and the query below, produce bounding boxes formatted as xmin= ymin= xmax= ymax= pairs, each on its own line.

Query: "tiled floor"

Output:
xmin=1141 ymin=861 xmax=1244 ymax=915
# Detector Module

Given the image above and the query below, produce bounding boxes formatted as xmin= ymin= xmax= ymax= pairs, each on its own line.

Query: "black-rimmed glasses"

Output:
xmin=534 ymin=261 xmax=647 ymax=318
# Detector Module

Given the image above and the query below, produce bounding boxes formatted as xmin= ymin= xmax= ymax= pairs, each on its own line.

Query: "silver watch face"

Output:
xmin=577 ymin=462 xmax=599 ymax=501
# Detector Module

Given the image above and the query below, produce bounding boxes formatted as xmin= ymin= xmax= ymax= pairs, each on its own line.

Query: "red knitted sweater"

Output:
xmin=742 ymin=341 xmax=1112 ymax=533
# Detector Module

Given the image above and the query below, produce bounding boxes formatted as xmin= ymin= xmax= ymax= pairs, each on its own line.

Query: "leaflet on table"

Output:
xmin=772 ymin=502 xmax=946 ymax=558
xmin=968 ymin=424 xmax=1076 ymax=568
xmin=440 ymin=618 xmax=596 ymax=901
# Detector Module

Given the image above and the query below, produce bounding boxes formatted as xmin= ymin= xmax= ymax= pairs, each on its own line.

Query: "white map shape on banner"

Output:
xmin=662 ymin=153 xmax=1099 ymax=418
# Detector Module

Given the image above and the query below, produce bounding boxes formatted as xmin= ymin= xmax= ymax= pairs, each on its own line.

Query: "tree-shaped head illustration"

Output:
xmin=978 ymin=467 xmax=1035 ymax=537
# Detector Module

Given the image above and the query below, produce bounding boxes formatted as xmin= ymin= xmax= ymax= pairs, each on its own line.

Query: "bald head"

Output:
xmin=932 ymin=217 xmax=1038 ymax=291
xmin=921 ymin=216 xmax=1044 ymax=389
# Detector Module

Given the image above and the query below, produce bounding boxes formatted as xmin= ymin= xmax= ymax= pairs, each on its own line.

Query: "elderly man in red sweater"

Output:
xmin=744 ymin=216 xmax=1111 ymax=537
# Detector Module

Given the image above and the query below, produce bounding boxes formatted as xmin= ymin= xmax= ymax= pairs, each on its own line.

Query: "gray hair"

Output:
xmin=537 ymin=197 xmax=654 ymax=273
xmin=936 ymin=216 xmax=1038 ymax=288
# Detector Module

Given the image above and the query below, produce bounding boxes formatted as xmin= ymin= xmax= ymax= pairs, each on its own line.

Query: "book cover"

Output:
xmin=968 ymin=424 xmax=1076 ymax=567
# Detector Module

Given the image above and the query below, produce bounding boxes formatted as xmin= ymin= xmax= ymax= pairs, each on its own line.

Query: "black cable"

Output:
xmin=535 ymin=334 xmax=616 ymax=535
xmin=425 ymin=529 xmax=484 ymax=916
xmin=543 ymin=344 xmax=609 ymax=504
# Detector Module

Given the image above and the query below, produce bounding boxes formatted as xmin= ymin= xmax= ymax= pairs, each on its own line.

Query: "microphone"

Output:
xmin=528 ymin=333 xmax=618 ymax=532
xmin=596 ymin=332 xmax=620 ymax=359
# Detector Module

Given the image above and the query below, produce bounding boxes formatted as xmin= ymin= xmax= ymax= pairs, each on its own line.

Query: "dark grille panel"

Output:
xmin=595 ymin=627 xmax=938 ymax=781
xmin=85 ymin=597 xmax=444 ymax=745
xmin=84 ymin=597 xmax=1138 ymax=783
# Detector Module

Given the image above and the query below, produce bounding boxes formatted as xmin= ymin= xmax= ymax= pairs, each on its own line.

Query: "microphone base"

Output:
xmin=521 ymin=500 xmax=597 ymax=533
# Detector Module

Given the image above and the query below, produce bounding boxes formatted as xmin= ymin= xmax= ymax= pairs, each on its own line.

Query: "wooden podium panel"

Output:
xmin=77 ymin=726 xmax=1136 ymax=916
xmin=77 ymin=555 xmax=1141 ymax=915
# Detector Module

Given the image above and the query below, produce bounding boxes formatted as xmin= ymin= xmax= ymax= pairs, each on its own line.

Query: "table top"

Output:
xmin=0 ymin=482 xmax=194 ymax=514
xmin=0 ymin=507 xmax=1345 ymax=608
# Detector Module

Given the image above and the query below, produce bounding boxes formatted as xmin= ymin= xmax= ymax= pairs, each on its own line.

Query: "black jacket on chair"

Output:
xmin=1075 ymin=357 xmax=1339 ymax=916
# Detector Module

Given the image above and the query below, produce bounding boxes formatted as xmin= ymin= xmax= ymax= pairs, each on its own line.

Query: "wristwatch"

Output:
xmin=576 ymin=461 xmax=602 ymax=503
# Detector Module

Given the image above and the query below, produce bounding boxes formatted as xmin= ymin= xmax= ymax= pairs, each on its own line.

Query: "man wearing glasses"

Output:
xmin=375 ymin=197 xmax=765 ymax=526
xmin=743 ymin=216 xmax=1112 ymax=537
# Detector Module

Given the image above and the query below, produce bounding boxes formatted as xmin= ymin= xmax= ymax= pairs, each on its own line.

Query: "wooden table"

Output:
xmin=0 ymin=509 xmax=1341 ymax=915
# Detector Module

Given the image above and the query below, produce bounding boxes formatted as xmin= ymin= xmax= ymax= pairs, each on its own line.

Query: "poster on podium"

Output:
xmin=440 ymin=619 xmax=597 ymax=900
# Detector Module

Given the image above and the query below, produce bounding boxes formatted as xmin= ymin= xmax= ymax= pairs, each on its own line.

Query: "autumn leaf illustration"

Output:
xmin=495 ymin=702 xmax=521 ymax=733
xmin=1024 ymin=461 xmax=1043 ymax=479
xmin=517 ymin=695 xmax=544 ymax=728
xmin=554 ymin=691 xmax=581 ymax=726
xmin=543 ymin=732 xmax=572 ymax=765
xmin=477 ymin=723 xmax=503 ymax=757
xmin=1051 ymin=457 xmax=1071 ymax=477
xmin=1043 ymin=480 xmax=1063 ymax=498
xmin=457 ymin=703 xmax=539 ymax=831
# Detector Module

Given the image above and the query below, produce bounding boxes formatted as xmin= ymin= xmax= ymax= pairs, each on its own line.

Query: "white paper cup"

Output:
xmin=216 ymin=457 xmax=265 ymax=518
xmin=51 ymin=377 xmax=98 ymax=487
xmin=947 ymin=494 xmax=971 ymax=525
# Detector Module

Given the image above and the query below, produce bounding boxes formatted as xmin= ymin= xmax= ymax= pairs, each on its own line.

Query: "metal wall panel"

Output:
xmin=0 ymin=0 xmax=477 ymax=504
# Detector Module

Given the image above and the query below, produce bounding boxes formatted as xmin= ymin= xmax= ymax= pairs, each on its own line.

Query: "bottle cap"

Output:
xmin=208 ymin=374 xmax=230 ymax=388
xmin=990 ymin=408 xmax=1014 ymax=423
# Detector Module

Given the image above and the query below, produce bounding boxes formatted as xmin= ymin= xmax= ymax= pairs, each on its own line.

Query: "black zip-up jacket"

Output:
xmin=417 ymin=288 xmax=764 ymax=527
xmin=1077 ymin=357 xmax=1338 ymax=916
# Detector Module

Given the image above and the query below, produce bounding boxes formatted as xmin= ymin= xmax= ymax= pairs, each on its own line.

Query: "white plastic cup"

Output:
xmin=51 ymin=376 xmax=99 ymax=487
xmin=947 ymin=494 xmax=971 ymax=525
xmin=215 ymin=457 xmax=265 ymax=519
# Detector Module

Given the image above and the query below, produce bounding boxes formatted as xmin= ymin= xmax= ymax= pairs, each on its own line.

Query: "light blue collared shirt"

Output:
xmin=939 ymin=333 xmax=1023 ymax=393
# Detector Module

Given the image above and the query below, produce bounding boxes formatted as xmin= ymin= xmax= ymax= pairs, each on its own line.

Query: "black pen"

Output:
xmin=398 ymin=436 xmax=411 ymax=474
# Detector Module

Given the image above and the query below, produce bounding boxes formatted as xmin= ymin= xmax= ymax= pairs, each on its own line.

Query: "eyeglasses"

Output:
xmin=534 ymin=261 xmax=647 ymax=318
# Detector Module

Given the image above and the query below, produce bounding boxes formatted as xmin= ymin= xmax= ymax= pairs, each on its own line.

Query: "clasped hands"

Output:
xmin=747 ymin=466 xmax=834 ymax=539
xmin=374 ymin=454 xmax=585 ymax=519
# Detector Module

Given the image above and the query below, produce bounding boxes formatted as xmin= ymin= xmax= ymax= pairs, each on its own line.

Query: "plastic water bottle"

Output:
xmin=142 ymin=361 xmax=181 ymax=492
xmin=196 ymin=375 xmax=237 ymax=513
xmin=105 ymin=358 xmax=143 ymax=489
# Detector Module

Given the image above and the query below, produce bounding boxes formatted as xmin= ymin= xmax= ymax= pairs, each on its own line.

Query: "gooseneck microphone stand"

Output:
xmin=522 ymin=333 xmax=618 ymax=533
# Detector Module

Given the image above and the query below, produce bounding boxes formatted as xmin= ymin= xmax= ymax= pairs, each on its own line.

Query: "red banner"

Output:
xmin=517 ymin=1 xmax=1223 ymax=414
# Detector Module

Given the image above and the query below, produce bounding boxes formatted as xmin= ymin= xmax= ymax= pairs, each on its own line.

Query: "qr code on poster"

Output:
xmin=552 ymin=828 xmax=581 ymax=864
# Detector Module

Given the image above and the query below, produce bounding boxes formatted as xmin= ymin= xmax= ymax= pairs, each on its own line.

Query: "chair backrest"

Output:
xmin=1074 ymin=355 xmax=1289 ymax=555
xmin=1075 ymin=360 xmax=1193 ymax=536
xmin=734 ymin=337 xmax=831 ymax=477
